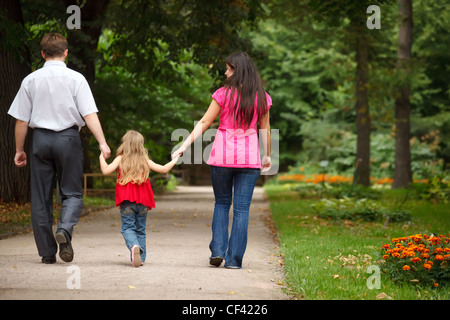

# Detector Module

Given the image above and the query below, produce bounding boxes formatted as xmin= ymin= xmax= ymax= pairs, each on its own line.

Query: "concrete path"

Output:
xmin=0 ymin=186 xmax=287 ymax=300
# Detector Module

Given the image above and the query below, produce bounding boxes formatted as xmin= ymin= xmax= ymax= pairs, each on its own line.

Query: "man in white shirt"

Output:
xmin=8 ymin=33 xmax=111 ymax=264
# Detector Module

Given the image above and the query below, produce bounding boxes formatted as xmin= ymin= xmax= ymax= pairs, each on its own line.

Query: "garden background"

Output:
xmin=1 ymin=0 xmax=449 ymax=299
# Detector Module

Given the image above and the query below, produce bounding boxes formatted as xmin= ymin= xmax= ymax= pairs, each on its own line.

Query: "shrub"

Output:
xmin=310 ymin=197 xmax=411 ymax=223
xmin=418 ymin=175 xmax=449 ymax=203
xmin=379 ymin=234 xmax=450 ymax=288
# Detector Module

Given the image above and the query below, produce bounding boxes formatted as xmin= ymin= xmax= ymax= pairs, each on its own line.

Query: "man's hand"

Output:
xmin=14 ymin=151 xmax=27 ymax=167
xmin=84 ymin=113 xmax=110 ymax=159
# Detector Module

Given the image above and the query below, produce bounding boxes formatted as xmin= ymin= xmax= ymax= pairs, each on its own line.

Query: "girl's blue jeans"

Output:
xmin=209 ymin=165 xmax=260 ymax=268
xmin=120 ymin=201 xmax=148 ymax=262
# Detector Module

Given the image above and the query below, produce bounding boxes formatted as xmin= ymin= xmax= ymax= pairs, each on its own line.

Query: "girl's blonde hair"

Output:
xmin=116 ymin=130 xmax=150 ymax=185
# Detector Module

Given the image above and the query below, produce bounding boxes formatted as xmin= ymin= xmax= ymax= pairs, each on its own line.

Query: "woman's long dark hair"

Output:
xmin=223 ymin=52 xmax=268 ymax=130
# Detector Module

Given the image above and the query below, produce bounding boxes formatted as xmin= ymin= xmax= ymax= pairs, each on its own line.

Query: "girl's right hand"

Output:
xmin=99 ymin=142 xmax=111 ymax=159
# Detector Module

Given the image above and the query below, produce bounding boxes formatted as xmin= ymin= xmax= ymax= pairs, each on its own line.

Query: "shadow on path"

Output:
xmin=0 ymin=186 xmax=287 ymax=300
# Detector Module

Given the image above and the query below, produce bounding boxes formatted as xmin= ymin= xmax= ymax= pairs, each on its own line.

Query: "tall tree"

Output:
xmin=64 ymin=0 xmax=110 ymax=184
xmin=0 ymin=0 xmax=31 ymax=202
xmin=392 ymin=0 xmax=413 ymax=188
xmin=273 ymin=0 xmax=395 ymax=186
xmin=351 ymin=16 xmax=371 ymax=186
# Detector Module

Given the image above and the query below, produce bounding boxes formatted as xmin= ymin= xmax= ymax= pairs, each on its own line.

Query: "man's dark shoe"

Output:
xmin=209 ymin=257 xmax=223 ymax=267
xmin=41 ymin=255 xmax=56 ymax=264
xmin=55 ymin=229 xmax=73 ymax=262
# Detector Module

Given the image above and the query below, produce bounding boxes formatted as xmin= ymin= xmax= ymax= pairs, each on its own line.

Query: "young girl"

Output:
xmin=99 ymin=130 xmax=179 ymax=267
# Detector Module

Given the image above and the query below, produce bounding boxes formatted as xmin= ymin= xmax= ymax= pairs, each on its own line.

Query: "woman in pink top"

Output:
xmin=172 ymin=52 xmax=272 ymax=269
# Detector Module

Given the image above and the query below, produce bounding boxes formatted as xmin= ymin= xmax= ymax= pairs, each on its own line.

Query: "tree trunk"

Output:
xmin=64 ymin=0 xmax=110 ymax=185
xmin=0 ymin=0 xmax=32 ymax=203
xmin=392 ymin=0 xmax=413 ymax=189
xmin=354 ymin=33 xmax=371 ymax=187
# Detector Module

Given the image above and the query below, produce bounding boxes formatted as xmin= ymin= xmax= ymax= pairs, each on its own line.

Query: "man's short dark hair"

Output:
xmin=40 ymin=33 xmax=68 ymax=58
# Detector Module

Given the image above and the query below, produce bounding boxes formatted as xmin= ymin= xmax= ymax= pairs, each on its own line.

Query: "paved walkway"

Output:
xmin=0 ymin=186 xmax=287 ymax=300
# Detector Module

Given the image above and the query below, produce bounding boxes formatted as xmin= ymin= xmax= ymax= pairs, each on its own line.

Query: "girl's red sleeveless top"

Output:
xmin=115 ymin=169 xmax=155 ymax=209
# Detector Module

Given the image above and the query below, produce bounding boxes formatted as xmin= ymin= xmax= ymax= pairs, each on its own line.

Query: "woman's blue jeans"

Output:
xmin=209 ymin=165 xmax=260 ymax=268
xmin=120 ymin=201 xmax=148 ymax=262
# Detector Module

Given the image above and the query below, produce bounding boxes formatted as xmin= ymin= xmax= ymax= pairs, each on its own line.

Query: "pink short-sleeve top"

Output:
xmin=206 ymin=87 xmax=272 ymax=168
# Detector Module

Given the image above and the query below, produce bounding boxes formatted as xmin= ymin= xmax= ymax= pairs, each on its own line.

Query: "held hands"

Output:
xmin=171 ymin=145 xmax=186 ymax=160
xmin=99 ymin=142 xmax=111 ymax=159
xmin=172 ymin=153 xmax=181 ymax=162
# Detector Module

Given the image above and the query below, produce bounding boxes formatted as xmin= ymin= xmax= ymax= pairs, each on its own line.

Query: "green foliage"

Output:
xmin=311 ymin=197 xmax=411 ymax=223
xmin=243 ymin=0 xmax=450 ymax=174
xmin=244 ymin=17 xmax=355 ymax=168
xmin=92 ymin=31 xmax=215 ymax=166
xmin=294 ymin=116 xmax=445 ymax=179
xmin=104 ymin=0 xmax=264 ymax=77
xmin=412 ymin=176 xmax=450 ymax=204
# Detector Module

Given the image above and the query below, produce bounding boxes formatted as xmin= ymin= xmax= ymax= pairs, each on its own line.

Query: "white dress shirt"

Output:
xmin=8 ymin=60 xmax=98 ymax=131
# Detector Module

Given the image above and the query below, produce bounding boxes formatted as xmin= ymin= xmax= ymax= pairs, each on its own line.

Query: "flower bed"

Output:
xmin=380 ymin=234 xmax=450 ymax=288
xmin=277 ymin=173 xmax=430 ymax=185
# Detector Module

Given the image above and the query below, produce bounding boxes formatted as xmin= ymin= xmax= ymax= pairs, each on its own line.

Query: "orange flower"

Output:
xmin=402 ymin=265 xmax=410 ymax=271
xmin=435 ymin=255 xmax=444 ymax=261
xmin=382 ymin=244 xmax=390 ymax=250
xmin=423 ymin=263 xmax=432 ymax=271
xmin=430 ymin=237 xmax=441 ymax=245
xmin=401 ymin=250 xmax=415 ymax=258
xmin=421 ymin=253 xmax=430 ymax=259
xmin=444 ymin=248 xmax=450 ymax=253
xmin=382 ymin=255 xmax=389 ymax=260
xmin=434 ymin=247 xmax=443 ymax=254
xmin=434 ymin=282 xmax=439 ymax=288
xmin=411 ymin=257 xmax=421 ymax=263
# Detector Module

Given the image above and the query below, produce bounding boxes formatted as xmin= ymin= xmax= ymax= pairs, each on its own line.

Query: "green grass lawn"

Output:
xmin=264 ymin=184 xmax=449 ymax=300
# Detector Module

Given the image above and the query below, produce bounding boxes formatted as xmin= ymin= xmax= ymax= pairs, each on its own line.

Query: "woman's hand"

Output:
xmin=261 ymin=155 xmax=271 ymax=173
